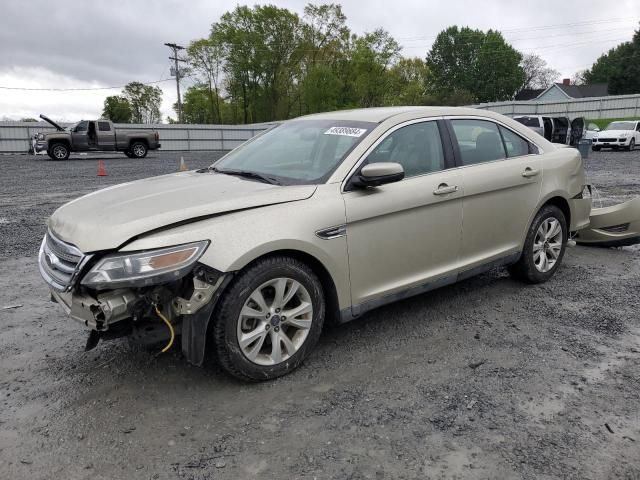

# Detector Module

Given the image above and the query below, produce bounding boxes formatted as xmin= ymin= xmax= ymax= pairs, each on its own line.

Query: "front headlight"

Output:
xmin=81 ymin=241 xmax=209 ymax=289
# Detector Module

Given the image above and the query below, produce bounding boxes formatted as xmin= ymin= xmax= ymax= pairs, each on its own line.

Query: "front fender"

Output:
xmin=120 ymin=184 xmax=352 ymax=309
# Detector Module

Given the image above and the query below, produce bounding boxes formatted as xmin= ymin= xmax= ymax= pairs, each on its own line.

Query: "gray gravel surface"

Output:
xmin=1 ymin=150 xmax=639 ymax=479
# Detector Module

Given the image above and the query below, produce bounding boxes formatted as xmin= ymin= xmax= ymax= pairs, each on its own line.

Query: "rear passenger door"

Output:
xmin=447 ymin=118 xmax=542 ymax=270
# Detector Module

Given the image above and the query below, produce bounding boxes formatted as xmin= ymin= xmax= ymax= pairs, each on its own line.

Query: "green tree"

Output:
xmin=101 ymin=95 xmax=132 ymax=123
xmin=214 ymin=5 xmax=303 ymax=123
xmin=122 ymin=82 xmax=162 ymax=124
xmin=584 ymin=26 xmax=640 ymax=94
xmin=385 ymin=57 xmax=431 ymax=105
xmin=426 ymin=26 xmax=524 ymax=103
xmin=350 ymin=29 xmax=401 ymax=107
xmin=180 ymin=84 xmax=229 ymax=124
xmin=298 ymin=3 xmax=351 ymax=114
xmin=187 ymin=38 xmax=225 ymax=123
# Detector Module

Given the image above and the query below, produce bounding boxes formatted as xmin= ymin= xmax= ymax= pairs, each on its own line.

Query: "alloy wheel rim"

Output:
xmin=533 ymin=217 xmax=563 ymax=273
xmin=53 ymin=146 xmax=66 ymax=159
xmin=237 ymin=277 xmax=313 ymax=366
xmin=133 ymin=145 xmax=144 ymax=156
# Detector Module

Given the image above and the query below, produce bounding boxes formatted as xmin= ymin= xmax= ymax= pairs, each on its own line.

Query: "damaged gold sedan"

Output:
xmin=41 ymin=106 xmax=611 ymax=381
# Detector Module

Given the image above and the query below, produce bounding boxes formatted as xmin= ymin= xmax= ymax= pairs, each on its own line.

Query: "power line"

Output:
xmin=0 ymin=78 xmax=174 ymax=92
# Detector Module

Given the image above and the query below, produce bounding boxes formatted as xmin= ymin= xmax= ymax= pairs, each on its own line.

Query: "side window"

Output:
xmin=75 ymin=121 xmax=88 ymax=132
xmin=98 ymin=121 xmax=111 ymax=132
xmin=367 ymin=121 xmax=445 ymax=177
xmin=499 ymin=126 xmax=532 ymax=157
xmin=451 ymin=119 xmax=505 ymax=165
xmin=636 ymin=123 xmax=640 ymax=132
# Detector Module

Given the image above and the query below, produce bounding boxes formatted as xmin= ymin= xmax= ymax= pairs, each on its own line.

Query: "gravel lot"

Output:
xmin=1 ymin=150 xmax=639 ymax=479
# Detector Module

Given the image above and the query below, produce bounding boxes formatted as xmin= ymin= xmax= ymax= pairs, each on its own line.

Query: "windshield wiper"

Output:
xmin=211 ymin=167 xmax=281 ymax=185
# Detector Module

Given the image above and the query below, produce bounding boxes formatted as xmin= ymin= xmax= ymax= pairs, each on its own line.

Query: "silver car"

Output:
xmin=40 ymin=107 xmax=592 ymax=381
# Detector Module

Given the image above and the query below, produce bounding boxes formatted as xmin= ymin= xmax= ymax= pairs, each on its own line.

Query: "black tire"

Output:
xmin=212 ymin=256 xmax=325 ymax=381
xmin=592 ymin=146 xmax=601 ymax=152
xmin=509 ymin=204 xmax=568 ymax=284
xmin=628 ymin=139 xmax=635 ymax=151
xmin=130 ymin=142 xmax=148 ymax=158
xmin=48 ymin=143 xmax=70 ymax=160
xmin=124 ymin=150 xmax=135 ymax=158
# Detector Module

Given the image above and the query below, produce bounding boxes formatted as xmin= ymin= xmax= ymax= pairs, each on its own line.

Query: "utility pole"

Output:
xmin=164 ymin=42 xmax=186 ymax=123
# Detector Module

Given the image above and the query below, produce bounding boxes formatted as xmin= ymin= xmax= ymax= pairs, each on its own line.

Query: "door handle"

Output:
xmin=433 ymin=184 xmax=459 ymax=195
xmin=522 ymin=168 xmax=540 ymax=178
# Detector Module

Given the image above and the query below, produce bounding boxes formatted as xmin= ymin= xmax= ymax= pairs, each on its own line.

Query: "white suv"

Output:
xmin=592 ymin=120 xmax=640 ymax=151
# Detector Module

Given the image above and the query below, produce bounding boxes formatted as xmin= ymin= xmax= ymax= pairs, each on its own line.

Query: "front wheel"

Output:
xmin=130 ymin=142 xmax=148 ymax=158
xmin=48 ymin=143 xmax=70 ymax=160
xmin=628 ymin=139 xmax=635 ymax=151
xmin=212 ymin=256 xmax=325 ymax=381
xmin=509 ymin=205 xmax=568 ymax=284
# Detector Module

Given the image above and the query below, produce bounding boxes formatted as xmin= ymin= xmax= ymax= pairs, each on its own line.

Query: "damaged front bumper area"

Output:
xmin=39 ymin=230 xmax=231 ymax=366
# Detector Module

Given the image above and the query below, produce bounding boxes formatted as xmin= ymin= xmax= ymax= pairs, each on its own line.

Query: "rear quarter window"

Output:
xmin=499 ymin=126 xmax=535 ymax=157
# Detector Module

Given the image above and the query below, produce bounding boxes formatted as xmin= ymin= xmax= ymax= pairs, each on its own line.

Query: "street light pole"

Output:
xmin=164 ymin=42 xmax=185 ymax=123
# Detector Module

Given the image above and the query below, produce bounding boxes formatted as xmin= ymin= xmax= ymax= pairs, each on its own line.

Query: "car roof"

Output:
xmin=297 ymin=106 xmax=502 ymax=123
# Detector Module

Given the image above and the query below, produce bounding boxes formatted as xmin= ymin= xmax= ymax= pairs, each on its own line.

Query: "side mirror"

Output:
xmin=354 ymin=162 xmax=404 ymax=188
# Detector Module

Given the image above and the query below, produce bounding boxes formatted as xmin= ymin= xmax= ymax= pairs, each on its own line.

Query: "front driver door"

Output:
xmin=71 ymin=121 xmax=89 ymax=151
xmin=342 ymin=120 xmax=463 ymax=311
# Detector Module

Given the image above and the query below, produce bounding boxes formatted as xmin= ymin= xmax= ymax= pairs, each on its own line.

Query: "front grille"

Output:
xmin=597 ymin=138 xmax=617 ymax=143
xmin=38 ymin=230 xmax=88 ymax=292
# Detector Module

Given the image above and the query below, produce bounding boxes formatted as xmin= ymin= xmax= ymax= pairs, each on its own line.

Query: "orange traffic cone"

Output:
xmin=97 ymin=160 xmax=107 ymax=177
xmin=179 ymin=156 xmax=188 ymax=172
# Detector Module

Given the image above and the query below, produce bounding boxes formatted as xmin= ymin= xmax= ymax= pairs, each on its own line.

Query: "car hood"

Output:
xmin=597 ymin=130 xmax=632 ymax=137
xmin=39 ymin=114 xmax=65 ymax=131
xmin=49 ymin=170 xmax=317 ymax=252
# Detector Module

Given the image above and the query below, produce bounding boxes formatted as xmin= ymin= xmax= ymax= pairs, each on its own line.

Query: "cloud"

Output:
xmin=1 ymin=0 xmax=638 ymax=120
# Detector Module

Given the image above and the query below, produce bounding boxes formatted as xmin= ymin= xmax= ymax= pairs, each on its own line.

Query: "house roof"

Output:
xmin=549 ymin=83 xmax=609 ymax=99
xmin=515 ymin=89 xmax=544 ymax=101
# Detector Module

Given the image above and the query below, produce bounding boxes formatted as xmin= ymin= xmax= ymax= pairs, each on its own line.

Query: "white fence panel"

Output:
xmin=472 ymin=93 xmax=640 ymax=120
xmin=0 ymin=121 xmax=275 ymax=153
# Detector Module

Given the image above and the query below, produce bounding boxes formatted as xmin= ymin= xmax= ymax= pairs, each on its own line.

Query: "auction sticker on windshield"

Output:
xmin=324 ymin=126 xmax=367 ymax=137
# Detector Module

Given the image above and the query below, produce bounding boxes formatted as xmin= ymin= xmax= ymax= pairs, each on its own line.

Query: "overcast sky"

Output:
xmin=1 ymin=0 xmax=638 ymax=122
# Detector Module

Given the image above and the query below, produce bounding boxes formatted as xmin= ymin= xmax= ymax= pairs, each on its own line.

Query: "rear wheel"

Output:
xmin=130 ymin=142 xmax=148 ymax=158
xmin=509 ymin=205 xmax=567 ymax=284
xmin=48 ymin=143 xmax=70 ymax=160
xmin=212 ymin=256 xmax=325 ymax=381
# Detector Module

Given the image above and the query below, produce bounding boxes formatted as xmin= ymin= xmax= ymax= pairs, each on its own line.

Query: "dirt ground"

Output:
xmin=1 ymin=150 xmax=639 ymax=479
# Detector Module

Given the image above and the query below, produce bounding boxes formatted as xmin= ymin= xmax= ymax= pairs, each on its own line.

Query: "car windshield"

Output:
xmin=605 ymin=121 xmax=635 ymax=130
xmin=212 ymin=119 xmax=375 ymax=185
